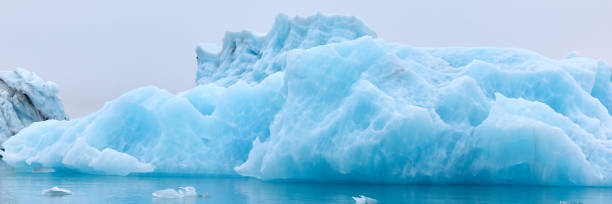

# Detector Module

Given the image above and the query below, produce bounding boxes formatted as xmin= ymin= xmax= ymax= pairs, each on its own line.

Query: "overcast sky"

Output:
xmin=1 ymin=0 xmax=611 ymax=117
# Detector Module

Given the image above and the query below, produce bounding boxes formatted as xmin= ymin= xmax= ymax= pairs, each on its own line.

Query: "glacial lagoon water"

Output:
xmin=1 ymin=163 xmax=612 ymax=203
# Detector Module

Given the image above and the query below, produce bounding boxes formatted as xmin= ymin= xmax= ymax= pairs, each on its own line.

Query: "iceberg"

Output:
xmin=353 ymin=195 xmax=378 ymax=204
xmin=0 ymin=69 xmax=68 ymax=143
xmin=42 ymin=186 xmax=72 ymax=196
xmin=3 ymin=14 xmax=612 ymax=186
xmin=152 ymin=186 xmax=198 ymax=199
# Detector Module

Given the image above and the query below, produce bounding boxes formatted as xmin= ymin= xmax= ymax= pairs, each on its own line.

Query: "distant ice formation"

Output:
xmin=0 ymin=69 xmax=67 ymax=143
xmin=42 ymin=186 xmax=72 ymax=196
xmin=4 ymin=14 xmax=612 ymax=186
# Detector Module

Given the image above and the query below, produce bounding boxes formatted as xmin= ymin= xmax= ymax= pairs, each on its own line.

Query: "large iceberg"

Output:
xmin=0 ymin=69 xmax=68 ymax=143
xmin=4 ymin=14 xmax=612 ymax=186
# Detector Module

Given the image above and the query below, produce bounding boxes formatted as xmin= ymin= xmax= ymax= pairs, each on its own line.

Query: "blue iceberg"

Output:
xmin=0 ymin=69 xmax=68 ymax=143
xmin=3 ymin=14 xmax=612 ymax=186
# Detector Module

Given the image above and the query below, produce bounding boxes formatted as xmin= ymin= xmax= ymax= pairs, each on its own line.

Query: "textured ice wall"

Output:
xmin=235 ymin=39 xmax=612 ymax=185
xmin=4 ymin=14 xmax=612 ymax=185
xmin=0 ymin=69 xmax=68 ymax=143
xmin=196 ymin=13 xmax=376 ymax=86
xmin=2 ymin=75 xmax=284 ymax=176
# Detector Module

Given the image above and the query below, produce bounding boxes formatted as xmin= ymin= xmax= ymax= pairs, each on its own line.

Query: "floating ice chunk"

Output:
xmin=352 ymin=195 xmax=377 ymax=204
xmin=152 ymin=189 xmax=182 ymax=199
xmin=42 ymin=186 xmax=72 ymax=196
xmin=152 ymin=186 xmax=199 ymax=199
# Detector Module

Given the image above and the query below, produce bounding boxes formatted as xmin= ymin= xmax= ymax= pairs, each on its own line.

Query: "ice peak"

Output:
xmin=195 ymin=13 xmax=376 ymax=86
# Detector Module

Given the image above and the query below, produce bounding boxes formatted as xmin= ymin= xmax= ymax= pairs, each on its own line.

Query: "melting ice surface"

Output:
xmin=3 ymin=14 xmax=612 ymax=186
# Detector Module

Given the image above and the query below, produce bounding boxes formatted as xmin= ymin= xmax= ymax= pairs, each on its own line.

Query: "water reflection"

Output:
xmin=0 ymin=166 xmax=611 ymax=204
xmin=152 ymin=197 xmax=198 ymax=204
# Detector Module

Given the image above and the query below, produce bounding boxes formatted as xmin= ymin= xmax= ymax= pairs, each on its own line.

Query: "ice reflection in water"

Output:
xmin=0 ymin=165 xmax=610 ymax=204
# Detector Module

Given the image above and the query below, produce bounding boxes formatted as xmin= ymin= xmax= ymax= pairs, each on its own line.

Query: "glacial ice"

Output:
xmin=196 ymin=13 xmax=376 ymax=86
xmin=0 ymin=69 xmax=68 ymax=143
xmin=2 ymin=76 xmax=284 ymax=176
xmin=3 ymin=14 xmax=612 ymax=186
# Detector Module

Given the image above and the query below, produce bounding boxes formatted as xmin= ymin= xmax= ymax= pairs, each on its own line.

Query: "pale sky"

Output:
xmin=1 ymin=0 xmax=610 ymax=117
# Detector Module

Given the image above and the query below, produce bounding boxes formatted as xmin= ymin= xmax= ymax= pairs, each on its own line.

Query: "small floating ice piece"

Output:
xmin=352 ymin=195 xmax=377 ymax=204
xmin=152 ymin=186 xmax=199 ymax=199
xmin=42 ymin=186 xmax=72 ymax=196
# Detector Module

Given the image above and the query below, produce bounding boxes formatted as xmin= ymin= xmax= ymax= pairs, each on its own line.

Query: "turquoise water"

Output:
xmin=2 ymin=164 xmax=612 ymax=203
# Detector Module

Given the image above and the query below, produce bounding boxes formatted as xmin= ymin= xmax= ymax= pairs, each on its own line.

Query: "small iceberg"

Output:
xmin=42 ymin=186 xmax=72 ymax=196
xmin=152 ymin=186 xmax=205 ymax=199
xmin=353 ymin=195 xmax=378 ymax=204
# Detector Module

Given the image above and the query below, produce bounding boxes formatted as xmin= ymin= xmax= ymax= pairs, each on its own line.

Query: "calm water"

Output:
xmin=1 ymin=164 xmax=612 ymax=203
